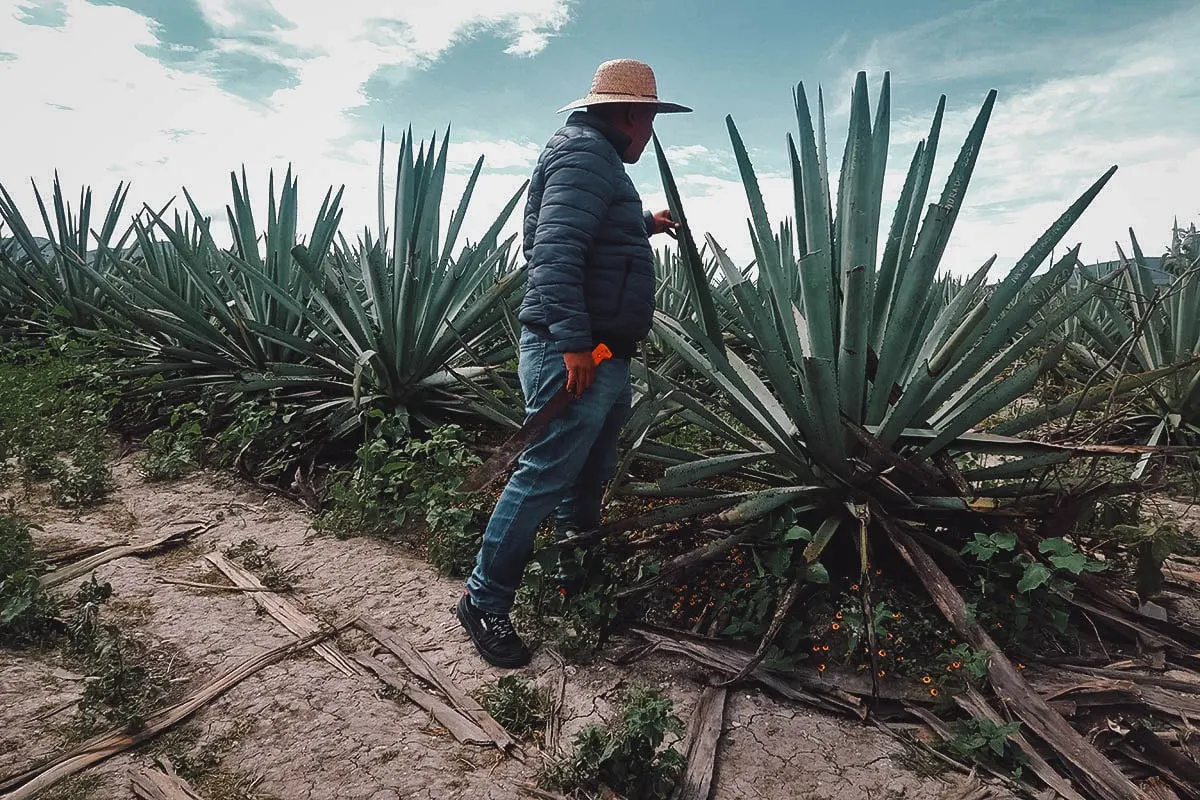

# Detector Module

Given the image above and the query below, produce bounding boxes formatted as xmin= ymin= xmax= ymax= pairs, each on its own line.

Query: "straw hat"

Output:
xmin=557 ymin=59 xmax=692 ymax=114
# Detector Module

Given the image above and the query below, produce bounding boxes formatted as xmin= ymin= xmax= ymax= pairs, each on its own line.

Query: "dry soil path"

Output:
xmin=1 ymin=455 xmax=971 ymax=800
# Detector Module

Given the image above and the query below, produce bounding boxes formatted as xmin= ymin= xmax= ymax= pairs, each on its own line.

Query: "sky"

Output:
xmin=1 ymin=0 xmax=1198 ymax=277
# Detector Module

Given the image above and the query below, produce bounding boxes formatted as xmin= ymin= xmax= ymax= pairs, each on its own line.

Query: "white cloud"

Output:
xmin=0 ymin=0 xmax=566 ymax=252
xmin=449 ymin=140 xmax=542 ymax=172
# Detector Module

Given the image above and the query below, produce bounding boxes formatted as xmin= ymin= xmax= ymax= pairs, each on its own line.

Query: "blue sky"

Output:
xmin=2 ymin=0 xmax=1198 ymax=273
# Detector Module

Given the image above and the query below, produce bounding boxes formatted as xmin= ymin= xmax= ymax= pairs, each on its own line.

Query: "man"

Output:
xmin=457 ymin=59 xmax=692 ymax=667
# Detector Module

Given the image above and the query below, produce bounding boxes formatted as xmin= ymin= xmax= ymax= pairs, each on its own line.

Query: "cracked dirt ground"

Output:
xmin=2 ymin=456 xmax=961 ymax=799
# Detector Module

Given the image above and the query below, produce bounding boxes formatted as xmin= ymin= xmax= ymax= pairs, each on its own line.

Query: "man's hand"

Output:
xmin=650 ymin=209 xmax=680 ymax=237
xmin=563 ymin=350 xmax=597 ymax=398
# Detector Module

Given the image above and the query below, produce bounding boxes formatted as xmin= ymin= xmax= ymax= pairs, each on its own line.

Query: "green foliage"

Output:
xmin=961 ymin=532 xmax=1017 ymax=562
xmin=318 ymin=420 xmax=484 ymax=577
xmin=542 ymin=685 xmax=686 ymax=800
xmin=139 ymin=403 xmax=205 ymax=481
xmin=66 ymin=576 xmax=114 ymax=647
xmin=959 ymin=534 xmax=1105 ymax=645
xmin=73 ymin=624 xmax=169 ymax=733
xmin=0 ymin=505 xmax=58 ymax=645
xmin=477 ymin=675 xmax=551 ymax=741
xmin=0 ymin=346 xmax=113 ymax=507
xmin=210 ymin=396 xmax=313 ymax=481
xmin=948 ymin=718 xmax=1024 ymax=764
xmin=49 ymin=441 xmax=114 ymax=508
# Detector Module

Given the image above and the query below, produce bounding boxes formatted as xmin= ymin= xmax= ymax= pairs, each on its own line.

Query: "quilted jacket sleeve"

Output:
xmin=530 ymin=135 xmax=618 ymax=352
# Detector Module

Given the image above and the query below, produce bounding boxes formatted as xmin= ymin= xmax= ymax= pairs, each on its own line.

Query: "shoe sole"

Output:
xmin=455 ymin=596 xmax=530 ymax=669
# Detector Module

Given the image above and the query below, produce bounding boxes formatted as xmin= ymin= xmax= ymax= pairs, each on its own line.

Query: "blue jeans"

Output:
xmin=466 ymin=327 xmax=632 ymax=614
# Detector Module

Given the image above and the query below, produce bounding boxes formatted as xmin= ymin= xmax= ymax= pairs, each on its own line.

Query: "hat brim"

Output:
xmin=557 ymin=94 xmax=692 ymax=114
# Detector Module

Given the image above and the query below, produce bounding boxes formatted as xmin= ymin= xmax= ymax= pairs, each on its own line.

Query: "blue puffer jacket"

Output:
xmin=518 ymin=111 xmax=656 ymax=356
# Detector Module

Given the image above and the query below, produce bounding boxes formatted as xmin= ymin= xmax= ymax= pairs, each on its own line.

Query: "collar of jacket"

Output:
xmin=566 ymin=110 xmax=632 ymax=160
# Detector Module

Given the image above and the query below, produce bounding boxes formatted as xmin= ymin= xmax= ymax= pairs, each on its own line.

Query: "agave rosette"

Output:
xmin=639 ymin=71 xmax=1131 ymax=547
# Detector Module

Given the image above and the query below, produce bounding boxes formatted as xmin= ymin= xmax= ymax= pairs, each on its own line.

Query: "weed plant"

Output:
xmin=541 ymin=684 xmax=685 ymax=800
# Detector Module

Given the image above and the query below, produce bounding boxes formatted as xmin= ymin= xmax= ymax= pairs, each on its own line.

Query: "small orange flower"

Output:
xmin=922 ymin=676 xmax=932 ymax=684
xmin=818 ymin=664 xmax=826 ymax=672
xmin=1017 ymin=663 xmax=1026 ymax=671
xmin=952 ymin=661 xmax=961 ymax=669
xmin=930 ymin=687 xmax=939 ymax=697
xmin=886 ymin=632 xmax=894 ymax=640
xmin=949 ymin=639 xmax=956 ymax=645
xmin=946 ymin=665 xmax=954 ymax=672
xmin=822 ymin=645 xmax=830 ymax=652
xmin=835 ymin=611 xmax=843 ymax=619
xmin=851 ymin=584 xmax=859 ymax=591
xmin=878 ymin=670 xmax=886 ymax=678
xmin=811 ymin=645 xmax=821 ymax=652
xmin=892 ymin=613 xmax=901 ymax=619
xmin=875 ymin=568 xmax=882 ymax=576
xmin=897 ymin=656 xmax=905 ymax=662
xmin=877 ymin=649 xmax=887 ymax=657
xmin=1009 ymin=594 xmax=1015 ymax=600
xmin=832 ymin=623 xmax=841 ymax=631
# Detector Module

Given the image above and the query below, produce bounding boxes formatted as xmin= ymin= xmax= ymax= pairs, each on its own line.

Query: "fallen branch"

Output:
xmin=0 ymin=621 xmax=353 ymax=800
xmin=954 ymin=686 xmax=1086 ymax=800
xmin=40 ymin=525 xmax=207 ymax=589
xmin=157 ymin=577 xmax=287 ymax=593
xmin=354 ymin=653 xmax=490 ymax=746
xmin=672 ymin=685 xmax=726 ymax=800
xmin=357 ymin=617 xmax=520 ymax=758
xmin=41 ymin=541 xmax=127 ymax=566
xmin=544 ymin=649 xmax=568 ymax=756
xmin=632 ymin=626 xmax=864 ymax=717
xmin=130 ymin=760 xmax=204 ymax=800
xmin=204 ymin=552 xmax=361 ymax=678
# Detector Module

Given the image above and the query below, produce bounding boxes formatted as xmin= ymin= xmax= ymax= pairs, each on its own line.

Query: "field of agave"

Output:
xmin=3 ymin=71 xmax=1200 ymax=799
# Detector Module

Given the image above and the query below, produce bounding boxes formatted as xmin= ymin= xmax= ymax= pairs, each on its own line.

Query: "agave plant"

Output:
xmin=0 ymin=175 xmax=133 ymax=333
xmin=285 ymin=127 xmax=529 ymax=432
xmin=619 ymin=73 xmax=1172 ymax=797
xmin=640 ymin=73 xmax=1127 ymax=525
xmin=1026 ymin=230 xmax=1200 ymax=459
xmin=76 ymin=167 xmax=346 ymax=401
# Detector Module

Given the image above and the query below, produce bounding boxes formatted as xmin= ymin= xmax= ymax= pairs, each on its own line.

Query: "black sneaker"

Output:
xmin=456 ymin=593 xmax=531 ymax=668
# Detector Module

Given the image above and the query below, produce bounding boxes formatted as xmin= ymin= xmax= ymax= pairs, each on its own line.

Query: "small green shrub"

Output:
xmin=477 ymin=675 xmax=552 ymax=740
xmin=74 ymin=624 xmax=169 ymax=733
xmin=514 ymin=541 xmax=630 ymax=663
xmin=211 ymin=397 xmax=312 ymax=481
xmin=139 ymin=403 xmax=206 ymax=481
xmin=946 ymin=718 xmax=1026 ymax=773
xmin=318 ymin=419 xmax=485 ymax=577
xmin=66 ymin=576 xmax=114 ymax=648
xmin=49 ymin=434 xmax=114 ymax=508
xmin=0 ymin=505 xmax=58 ymax=645
xmin=541 ymin=684 xmax=685 ymax=800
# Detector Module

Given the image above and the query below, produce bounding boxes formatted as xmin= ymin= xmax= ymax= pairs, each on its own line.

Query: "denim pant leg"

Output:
xmin=554 ymin=376 xmax=632 ymax=534
xmin=466 ymin=330 xmax=632 ymax=615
